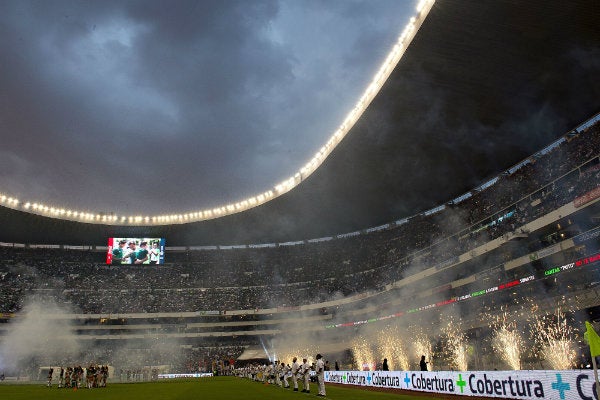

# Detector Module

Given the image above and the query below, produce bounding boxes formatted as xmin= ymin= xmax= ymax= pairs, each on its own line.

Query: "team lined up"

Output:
xmin=236 ymin=354 xmax=326 ymax=397
xmin=46 ymin=365 xmax=109 ymax=389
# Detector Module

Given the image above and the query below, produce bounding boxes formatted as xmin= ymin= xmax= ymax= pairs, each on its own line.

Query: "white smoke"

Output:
xmin=0 ymin=297 xmax=83 ymax=375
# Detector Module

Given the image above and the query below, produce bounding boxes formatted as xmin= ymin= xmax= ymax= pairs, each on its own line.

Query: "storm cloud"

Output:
xmin=0 ymin=0 xmax=415 ymax=215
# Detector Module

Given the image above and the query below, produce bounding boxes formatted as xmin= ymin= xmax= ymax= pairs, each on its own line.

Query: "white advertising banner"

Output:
xmin=158 ymin=373 xmax=213 ymax=379
xmin=325 ymin=370 xmax=599 ymax=400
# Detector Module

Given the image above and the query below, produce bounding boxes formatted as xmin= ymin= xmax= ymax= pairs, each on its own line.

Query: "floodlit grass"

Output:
xmin=0 ymin=376 xmax=442 ymax=400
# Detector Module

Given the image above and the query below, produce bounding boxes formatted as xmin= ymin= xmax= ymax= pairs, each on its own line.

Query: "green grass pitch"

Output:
xmin=0 ymin=376 xmax=443 ymax=400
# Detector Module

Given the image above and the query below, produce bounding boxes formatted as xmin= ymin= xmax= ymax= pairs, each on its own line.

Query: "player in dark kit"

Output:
xmin=47 ymin=367 xmax=54 ymax=387
xmin=135 ymin=242 xmax=149 ymax=264
xmin=125 ymin=241 xmax=137 ymax=264
xmin=111 ymin=240 xmax=127 ymax=264
xmin=86 ymin=365 xmax=95 ymax=388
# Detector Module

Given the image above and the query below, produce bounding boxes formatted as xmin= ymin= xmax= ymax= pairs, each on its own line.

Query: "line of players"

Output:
xmin=236 ymin=354 xmax=326 ymax=397
xmin=46 ymin=365 xmax=109 ymax=389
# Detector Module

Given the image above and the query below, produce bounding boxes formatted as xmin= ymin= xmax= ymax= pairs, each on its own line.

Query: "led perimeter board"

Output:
xmin=106 ymin=237 xmax=165 ymax=265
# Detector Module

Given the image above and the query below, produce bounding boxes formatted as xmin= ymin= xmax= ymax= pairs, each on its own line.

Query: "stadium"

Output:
xmin=1 ymin=0 xmax=599 ymax=399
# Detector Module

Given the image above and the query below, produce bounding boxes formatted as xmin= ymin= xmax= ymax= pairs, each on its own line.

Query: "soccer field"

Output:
xmin=0 ymin=376 xmax=442 ymax=400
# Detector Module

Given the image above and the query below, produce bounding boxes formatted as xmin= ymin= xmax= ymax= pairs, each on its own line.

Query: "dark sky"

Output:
xmin=0 ymin=0 xmax=416 ymax=216
xmin=0 ymin=0 xmax=598 ymax=245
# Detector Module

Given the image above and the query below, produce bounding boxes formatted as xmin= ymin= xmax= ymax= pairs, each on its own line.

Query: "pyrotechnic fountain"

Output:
xmin=375 ymin=326 xmax=410 ymax=370
xmin=490 ymin=311 xmax=524 ymax=370
xmin=409 ymin=327 xmax=434 ymax=371
xmin=441 ymin=319 xmax=468 ymax=371
xmin=351 ymin=335 xmax=375 ymax=371
xmin=530 ymin=308 xmax=577 ymax=370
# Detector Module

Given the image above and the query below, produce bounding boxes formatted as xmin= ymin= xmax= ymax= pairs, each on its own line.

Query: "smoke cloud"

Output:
xmin=0 ymin=297 xmax=83 ymax=375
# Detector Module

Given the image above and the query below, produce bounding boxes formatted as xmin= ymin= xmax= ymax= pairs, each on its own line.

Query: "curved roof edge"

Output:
xmin=0 ymin=1 xmax=436 ymax=227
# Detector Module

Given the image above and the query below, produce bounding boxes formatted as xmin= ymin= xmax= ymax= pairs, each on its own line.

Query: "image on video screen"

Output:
xmin=106 ymin=237 xmax=165 ymax=265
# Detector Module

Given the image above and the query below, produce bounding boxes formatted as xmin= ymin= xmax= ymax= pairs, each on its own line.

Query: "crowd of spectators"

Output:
xmin=0 ymin=121 xmax=598 ymax=315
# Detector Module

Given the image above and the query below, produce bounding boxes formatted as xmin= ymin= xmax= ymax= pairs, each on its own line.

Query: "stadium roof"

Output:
xmin=0 ymin=0 xmax=598 ymax=246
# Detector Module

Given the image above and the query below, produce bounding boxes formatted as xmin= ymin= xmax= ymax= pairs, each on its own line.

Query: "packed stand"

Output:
xmin=0 ymin=121 xmax=598 ymax=314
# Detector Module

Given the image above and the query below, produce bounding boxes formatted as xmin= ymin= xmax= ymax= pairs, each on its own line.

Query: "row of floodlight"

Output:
xmin=7 ymin=190 xmax=277 ymax=224
xmin=0 ymin=0 xmax=436 ymax=226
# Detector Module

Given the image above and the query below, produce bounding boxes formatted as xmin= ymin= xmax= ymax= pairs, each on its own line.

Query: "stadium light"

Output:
xmin=0 ymin=0 xmax=436 ymax=225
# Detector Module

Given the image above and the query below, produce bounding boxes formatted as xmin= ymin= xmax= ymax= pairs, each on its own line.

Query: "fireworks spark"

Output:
xmin=529 ymin=308 xmax=577 ymax=370
xmin=441 ymin=318 xmax=468 ymax=371
xmin=375 ymin=326 xmax=410 ymax=370
xmin=409 ymin=326 xmax=434 ymax=371
xmin=490 ymin=311 xmax=524 ymax=370
xmin=351 ymin=335 xmax=375 ymax=371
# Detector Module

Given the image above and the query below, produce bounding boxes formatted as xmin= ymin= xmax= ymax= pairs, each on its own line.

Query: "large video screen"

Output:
xmin=106 ymin=237 xmax=165 ymax=265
